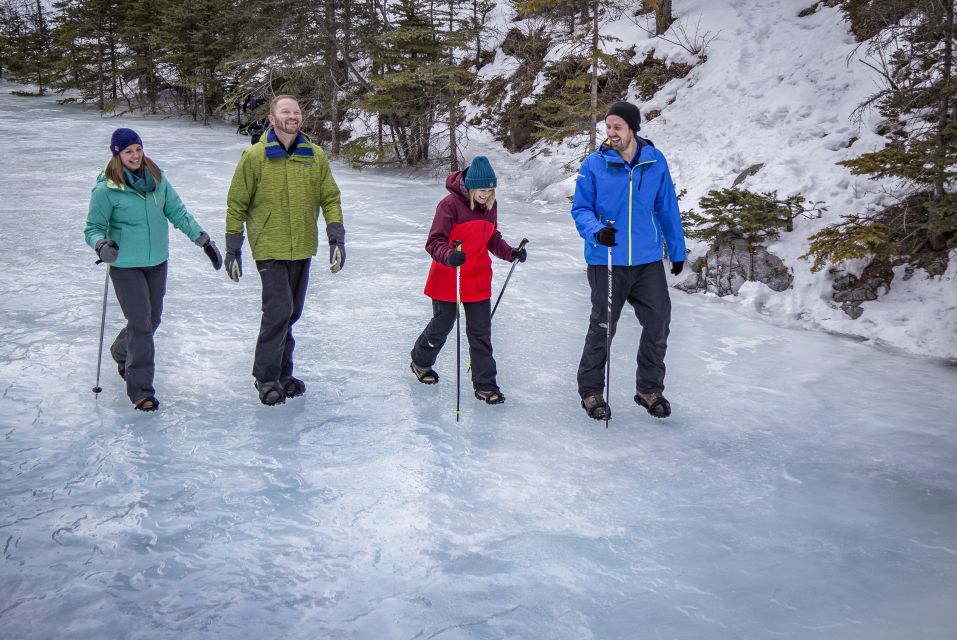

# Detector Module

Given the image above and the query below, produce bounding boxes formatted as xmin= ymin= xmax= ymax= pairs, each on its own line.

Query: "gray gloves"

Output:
xmin=327 ymin=222 xmax=346 ymax=273
xmin=195 ymin=232 xmax=223 ymax=270
xmin=95 ymin=238 xmax=119 ymax=263
xmin=224 ymin=233 xmax=244 ymax=281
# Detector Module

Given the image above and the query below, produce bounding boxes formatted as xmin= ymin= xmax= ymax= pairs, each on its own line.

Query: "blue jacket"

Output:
xmin=571 ymin=138 xmax=686 ymax=266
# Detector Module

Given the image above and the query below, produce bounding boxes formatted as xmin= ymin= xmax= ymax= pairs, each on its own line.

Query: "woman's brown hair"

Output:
xmin=105 ymin=154 xmax=162 ymax=187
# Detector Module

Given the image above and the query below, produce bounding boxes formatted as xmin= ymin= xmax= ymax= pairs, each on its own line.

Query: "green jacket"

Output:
xmin=85 ymin=169 xmax=204 ymax=268
xmin=225 ymin=127 xmax=342 ymax=260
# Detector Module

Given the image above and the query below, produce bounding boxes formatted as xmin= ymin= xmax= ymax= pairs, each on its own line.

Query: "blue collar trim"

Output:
xmin=264 ymin=127 xmax=314 ymax=159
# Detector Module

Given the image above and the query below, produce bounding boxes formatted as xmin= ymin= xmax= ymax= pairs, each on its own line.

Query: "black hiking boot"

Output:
xmin=280 ymin=375 xmax=306 ymax=399
xmin=635 ymin=391 xmax=671 ymax=418
xmin=582 ymin=394 xmax=610 ymax=421
xmin=474 ymin=389 xmax=505 ymax=405
xmin=255 ymin=380 xmax=286 ymax=406
xmin=133 ymin=395 xmax=159 ymax=412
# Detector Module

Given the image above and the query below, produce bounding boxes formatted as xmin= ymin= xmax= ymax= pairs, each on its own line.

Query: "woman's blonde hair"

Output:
xmin=469 ymin=188 xmax=496 ymax=211
xmin=105 ymin=154 xmax=162 ymax=187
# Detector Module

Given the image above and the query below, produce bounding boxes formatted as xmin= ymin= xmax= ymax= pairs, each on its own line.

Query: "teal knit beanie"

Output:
xmin=464 ymin=156 xmax=497 ymax=189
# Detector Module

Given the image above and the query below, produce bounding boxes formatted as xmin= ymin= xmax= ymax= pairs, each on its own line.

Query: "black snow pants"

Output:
xmin=411 ymin=298 xmax=499 ymax=392
xmin=253 ymin=258 xmax=310 ymax=383
xmin=109 ymin=261 xmax=167 ymax=403
xmin=577 ymin=260 xmax=671 ymax=399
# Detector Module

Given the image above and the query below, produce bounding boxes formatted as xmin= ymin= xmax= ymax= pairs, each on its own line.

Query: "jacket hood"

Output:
xmin=445 ymin=170 xmax=469 ymax=202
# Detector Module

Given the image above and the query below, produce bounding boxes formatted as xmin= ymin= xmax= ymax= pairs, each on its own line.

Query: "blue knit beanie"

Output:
xmin=110 ymin=128 xmax=143 ymax=156
xmin=464 ymin=156 xmax=497 ymax=190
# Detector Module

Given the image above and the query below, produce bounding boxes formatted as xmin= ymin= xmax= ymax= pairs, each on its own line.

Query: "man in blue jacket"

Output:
xmin=570 ymin=101 xmax=686 ymax=421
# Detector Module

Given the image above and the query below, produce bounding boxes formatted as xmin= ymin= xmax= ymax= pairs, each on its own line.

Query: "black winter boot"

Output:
xmin=281 ymin=376 xmax=306 ymax=398
xmin=255 ymin=380 xmax=286 ymax=406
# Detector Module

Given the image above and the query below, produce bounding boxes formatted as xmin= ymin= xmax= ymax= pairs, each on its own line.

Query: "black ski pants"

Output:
xmin=253 ymin=258 xmax=310 ymax=383
xmin=109 ymin=261 xmax=167 ymax=403
xmin=411 ymin=298 xmax=499 ymax=392
xmin=577 ymin=260 xmax=671 ymax=399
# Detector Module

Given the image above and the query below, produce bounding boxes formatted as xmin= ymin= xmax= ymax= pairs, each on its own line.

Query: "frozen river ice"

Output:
xmin=1 ymin=87 xmax=956 ymax=639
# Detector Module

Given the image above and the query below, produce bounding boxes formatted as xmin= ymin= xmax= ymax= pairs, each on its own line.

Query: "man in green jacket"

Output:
xmin=224 ymin=95 xmax=346 ymax=406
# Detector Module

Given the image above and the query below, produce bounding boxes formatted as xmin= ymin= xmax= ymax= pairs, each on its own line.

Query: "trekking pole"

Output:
xmin=604 ymin=222 xmax=614 ymax=428
xmin=453 ymin=241 xmax=463 ymax=423
xmin=490 ymin=238 xmax=529 ymax=320
xmin=92 ymin=264 xmax=110 ymax=396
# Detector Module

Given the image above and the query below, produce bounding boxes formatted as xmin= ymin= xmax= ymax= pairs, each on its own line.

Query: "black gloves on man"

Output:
xmin=447 ymin=250 xmax=466 ymax=267
xmin=512 ymin=246 xmax=527 ymax=263
xmin=670 ymin=261 xmax=684 ymax=276
xmin=327 ymin=222 xmax=346 ymax=273
xmin=595 ymin=226 xmax=618 ymax=247
xmin=224 ymin=233 xmax=244 ymax=282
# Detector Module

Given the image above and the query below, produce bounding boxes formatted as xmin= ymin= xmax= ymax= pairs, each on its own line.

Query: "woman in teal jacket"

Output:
xmin=84 ymin=128 xmax=222 ymax=411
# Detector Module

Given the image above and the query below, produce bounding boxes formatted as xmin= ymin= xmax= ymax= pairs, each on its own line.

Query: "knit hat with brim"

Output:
xmin=605 ymin=101 xmax=641 ymax=133
xmin=110 ymin=128 xmax=143 ymax=156
xmin=464 ymin=156 xmax=497 ymax=189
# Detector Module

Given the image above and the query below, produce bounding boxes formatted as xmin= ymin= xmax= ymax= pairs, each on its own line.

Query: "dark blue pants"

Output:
xmin=254 ymin=258 xmax=310 ymax=383
xmin=411 ymin=298 xmax=498 ymax=392
xmin=109 ymin=262 xmax=167 ymax=403
xmin=577 ymin=261 xmax=671 ymax=398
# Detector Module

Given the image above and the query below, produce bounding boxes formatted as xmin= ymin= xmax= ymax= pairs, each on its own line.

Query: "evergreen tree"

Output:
xmin=837 ymin=0 xmax=957 ymax=253
xmin=1 ymin=0 xmax=56 ymax=94
xmin=52 ymin=0 xmax=122 ymax=109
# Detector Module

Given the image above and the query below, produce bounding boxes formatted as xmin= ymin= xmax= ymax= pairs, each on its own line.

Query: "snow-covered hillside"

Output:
xmin=471 ymin=0 xmax=957 ymax=362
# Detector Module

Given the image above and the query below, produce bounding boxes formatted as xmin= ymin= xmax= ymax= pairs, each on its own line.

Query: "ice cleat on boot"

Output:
xmin=133 ymin=395 xmax=159 ymax=412
xmin=635 ymin=391 xmax=671 ymax=418
xmin=474 ymin=389 xmax=505 ymax=405
xmin=410 ymin=360 xmax=439 ymax=384
xmin=582 ymin=394 xmax=610 ymax=421
xmin=255 ymin=380 xmax=286 ymax=406
xmin=280 ymin=375 xmax=306 ymax=399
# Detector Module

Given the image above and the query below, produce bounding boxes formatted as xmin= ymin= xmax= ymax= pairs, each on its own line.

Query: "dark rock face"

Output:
xmin=674 ymin=239 xmax=792 ymax=296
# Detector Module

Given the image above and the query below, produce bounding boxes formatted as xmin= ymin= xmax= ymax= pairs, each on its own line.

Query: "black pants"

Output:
xmin=254 ymin=258 xmax=310 ymax=383
xmin=411 ymin=298 xmax=498 ymax=392
xmin=109 ymin=262 xmax=167 ymax=403
xmin=577 ymin=261 xmax=671 ymax=398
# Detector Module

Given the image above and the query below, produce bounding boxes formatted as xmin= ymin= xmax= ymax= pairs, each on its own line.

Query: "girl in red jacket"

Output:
xmin=410 ymin=156 xmax=527 ymax=404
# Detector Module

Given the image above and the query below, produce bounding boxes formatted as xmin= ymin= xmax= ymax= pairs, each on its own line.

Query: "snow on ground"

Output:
xmin=1 ymin=85 xmax=956 ymax=639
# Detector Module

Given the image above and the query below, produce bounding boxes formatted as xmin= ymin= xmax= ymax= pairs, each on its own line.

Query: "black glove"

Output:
xmin=595 ymin=226 xmax=618 ymax=247
xmin=512 ymin=246 xmax=527 ymax=263
xmin=224 ymin=232 xmax=244 ymax=282
xmin=671 ymin=261 xmax=684 ymax=276
xmin=195 ymin=232 xmax=223 ymax=270
xmin=447 ymin=250 xmax=466 ymax=267
xmin=327 ymin=222 xmax=346 ymax=273
xmin=95 ymin=238 xmax=119 ymax=263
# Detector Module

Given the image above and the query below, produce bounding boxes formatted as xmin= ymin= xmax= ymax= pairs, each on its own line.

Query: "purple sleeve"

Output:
xmin=425 ymin=198 xmax=455 ymax=265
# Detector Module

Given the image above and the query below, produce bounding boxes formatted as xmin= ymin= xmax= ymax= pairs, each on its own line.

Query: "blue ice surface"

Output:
xmin=1 ymin=86 xmax=956 ymax=640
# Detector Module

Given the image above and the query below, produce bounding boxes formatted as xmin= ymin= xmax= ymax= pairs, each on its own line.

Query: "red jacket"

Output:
xmin=424 ymin=171 xmax=513 ymax=302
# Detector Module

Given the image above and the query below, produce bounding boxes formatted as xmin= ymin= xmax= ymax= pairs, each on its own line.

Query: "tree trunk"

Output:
xmin=929 ymin=0 xmax=954 ymax=250
xmin=656 ymin=0 xmax=673 ymax=35
xmin=588 ymin=0 xmax=598 ymax=153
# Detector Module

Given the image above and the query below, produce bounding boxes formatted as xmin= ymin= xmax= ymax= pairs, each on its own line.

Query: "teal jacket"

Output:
xmin=85 ymin=169 xmax=204 ymax=268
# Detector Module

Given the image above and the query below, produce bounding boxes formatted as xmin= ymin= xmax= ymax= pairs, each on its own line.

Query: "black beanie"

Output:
xmin=605 ymin=101 xmax=641 ymax=133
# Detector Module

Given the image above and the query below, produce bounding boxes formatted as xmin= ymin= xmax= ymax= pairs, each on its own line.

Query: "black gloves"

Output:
xmin=327 ymin=222 xmax=346 ymax=273
xmin=447 ymin=250 xmax=466 ymax=267
xmin=195 ymin=232 xmax=222 ymax=270
xmin=671 ymin=261 xmax=684 ymax=276
xmin=512 ymin=246 xmax=527 ymax=263
xmin=224 ymin=233 xmax=244 ymax=282
xmin=95 ymin=238 xmax=119 ymax=263
xmin=595 ymin=226 xmax=618 ymax=247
